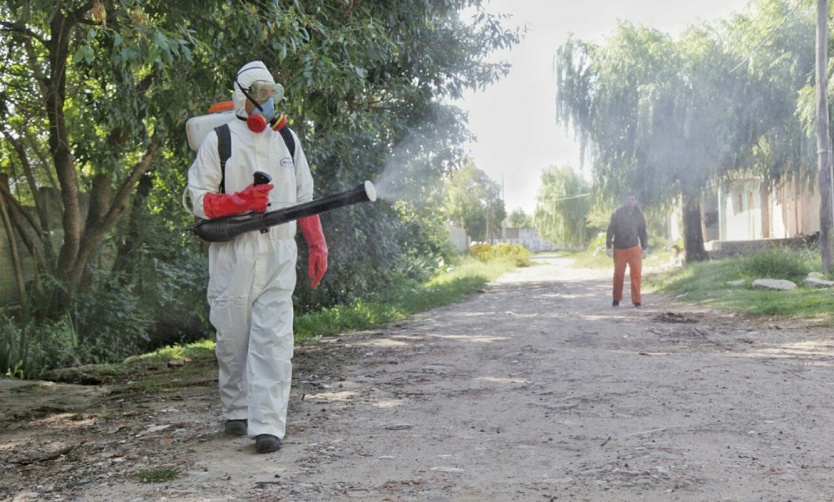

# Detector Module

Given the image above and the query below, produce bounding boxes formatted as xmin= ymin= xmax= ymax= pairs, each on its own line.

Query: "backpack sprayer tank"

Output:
xmin=186 ymin=101 xmax=236 ymax=152
xmin=186 ymin=101 xmax=377 ymax=242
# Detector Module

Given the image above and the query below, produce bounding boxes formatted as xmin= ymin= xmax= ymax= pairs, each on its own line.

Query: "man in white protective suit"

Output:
xmin=187 ymin=61 xmax=328 ymax=454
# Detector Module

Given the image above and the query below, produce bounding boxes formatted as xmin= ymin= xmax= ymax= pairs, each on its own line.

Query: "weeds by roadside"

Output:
xmin=294 ymin=251 xmax=523 ymax=341
xmin=4 ymin=248 xmax=528 ymax=380
xmin=560 ymin=244 xmax=833 ymax=323
xmin=646 ymin=246 xmax=834 ymax=324
xmin=136 ymin=467 xmax=181 ymax=483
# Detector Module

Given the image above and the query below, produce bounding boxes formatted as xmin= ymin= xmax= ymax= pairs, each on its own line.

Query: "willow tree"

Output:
xmin=444 ymin=159 xmax=505 ymax=242
xmin=534 ymin=165 xmax=592 ymax=248
xmin=726 ymin=0 xmax=816 ymax=184
xmin=723 ymin=0 xmax=818 ymax=251
xmin=555 ymin=15 xmax=805 ymax=261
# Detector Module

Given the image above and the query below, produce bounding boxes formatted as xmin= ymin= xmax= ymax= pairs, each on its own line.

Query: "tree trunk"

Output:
xmin=816 ymin=0 xmax=833 ymax=273
xmin=682 ymin=191 xmax=709 ymax=262
xmin=5 ymin=199 xmax=45 ymax=297
xmin=0 ymin=181 xmax=45 ymax=268
xmin=69 ymin=141 xmax=162 ymax=287
xmin=2 ymin=130 xmax=56 ymax=270
xmin=34 ymin=7 xmax=162 ymax=297
xmin=0 ymin=174 xmax=29 ymax=319
xmin=45 ymin=10 xmax=83 ymax=290
xmin=115 ymin=173 xmax=153 ymax=268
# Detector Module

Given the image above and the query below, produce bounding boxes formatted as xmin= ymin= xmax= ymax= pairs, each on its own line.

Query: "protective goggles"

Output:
xmin=238 ymin=80 xmax=284 ymax=104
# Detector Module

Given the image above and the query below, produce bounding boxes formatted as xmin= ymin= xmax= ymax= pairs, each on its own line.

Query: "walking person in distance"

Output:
xmin=605 ymin=192 xmax=648 ymax=308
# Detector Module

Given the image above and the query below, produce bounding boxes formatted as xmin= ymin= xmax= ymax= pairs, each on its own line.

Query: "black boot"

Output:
xmin=255 ymin=434 xmax=282 ymax=453
xmin=224 ymin=419 xmax=247 ymax=436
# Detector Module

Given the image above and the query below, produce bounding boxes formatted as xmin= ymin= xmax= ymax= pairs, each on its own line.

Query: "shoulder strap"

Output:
xmin=215 ymin=124 xmax=231 ymax=194
xmin=215 ymin=122 xmax=295 ymax=194
xmin=278 ymin=125 xmax=296 ymax=160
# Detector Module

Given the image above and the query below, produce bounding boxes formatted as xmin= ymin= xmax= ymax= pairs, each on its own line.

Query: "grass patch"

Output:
xmin=127 ymin=339 xmax=216 ymax=365
xmin=136 ymin=466 xmax=181 ymax=483
xmin=646 ymin=247 xmax=834 ymax=323
xmin=294 ymin=254 xmax=519 ymax=341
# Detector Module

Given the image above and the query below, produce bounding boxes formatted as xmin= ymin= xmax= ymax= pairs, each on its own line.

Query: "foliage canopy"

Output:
xmin=0 ymin=0 xmax=519 ymax=371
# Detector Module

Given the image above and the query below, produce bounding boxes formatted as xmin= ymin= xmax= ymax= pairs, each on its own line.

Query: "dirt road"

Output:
xmin=4 ymin=253 xmax=834 ymax=501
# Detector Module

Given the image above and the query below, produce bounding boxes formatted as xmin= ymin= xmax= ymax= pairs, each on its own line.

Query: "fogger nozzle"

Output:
xmin=192 ymin=181 xmax=377 ymax=242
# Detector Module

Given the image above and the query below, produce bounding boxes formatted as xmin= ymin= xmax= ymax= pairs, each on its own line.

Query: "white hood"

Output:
xmin=233 ymin=61 xmax=274 ymax=119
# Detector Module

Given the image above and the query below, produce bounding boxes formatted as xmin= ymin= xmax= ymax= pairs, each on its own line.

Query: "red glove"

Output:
xmin=203 ymin=183 xmax=273 ymax=219
xmin=298 ymin=215 xmax=328 ymax=288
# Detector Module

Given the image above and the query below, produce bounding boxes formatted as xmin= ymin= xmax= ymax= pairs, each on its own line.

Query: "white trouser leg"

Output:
xmin=212 ymin=296 xmax=252 ymax=420
xmin=208 ymin=235 xmax=297 ymax=437
xmin=248 ymin=238 xmax=296 ymax=437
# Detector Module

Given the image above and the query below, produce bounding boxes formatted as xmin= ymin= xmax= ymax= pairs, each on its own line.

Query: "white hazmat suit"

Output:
xmin=187 ymin=61 xmax=314 ymax=441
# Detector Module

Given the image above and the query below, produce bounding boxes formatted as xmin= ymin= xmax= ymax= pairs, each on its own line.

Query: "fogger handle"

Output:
xmin=254 ymin=171 xmax=272 ymax=185
xmin=253 ymin=171 xmax=272 ymax=233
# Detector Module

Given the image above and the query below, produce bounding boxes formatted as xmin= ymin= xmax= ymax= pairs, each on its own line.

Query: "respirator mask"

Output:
xmin=236 ymin=77 xmax=285 ymax=133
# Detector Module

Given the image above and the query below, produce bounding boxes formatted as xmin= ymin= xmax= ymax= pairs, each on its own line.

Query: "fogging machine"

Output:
xmin=192 ymin=180 xmax=377 ymax=242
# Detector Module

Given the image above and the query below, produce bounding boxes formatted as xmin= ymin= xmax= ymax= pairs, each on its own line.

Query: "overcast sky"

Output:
xmin=456 ymin=0 xmax=754 ymax=214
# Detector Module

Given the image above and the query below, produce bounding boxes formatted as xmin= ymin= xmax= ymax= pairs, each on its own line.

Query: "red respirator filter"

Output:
xmin=247 ymin=114 xmax=268 ymax=133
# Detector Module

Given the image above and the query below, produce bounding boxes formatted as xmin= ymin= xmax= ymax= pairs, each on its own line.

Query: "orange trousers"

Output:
xmin=613 ymin=246 xmax=642 ymax=304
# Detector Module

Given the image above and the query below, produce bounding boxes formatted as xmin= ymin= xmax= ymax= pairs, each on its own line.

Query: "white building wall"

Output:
xmin=722 ymin=180 xmax=762 ymax=241
xmin=716 ymin=176 xmax=821 ymax=243
xmin=771 ymin=192 xmax=787 ymax=238
xmin=771 ymin=177 xmax=820 ymax=238
xmin=499 ymin=227 xmax=560 ymax=252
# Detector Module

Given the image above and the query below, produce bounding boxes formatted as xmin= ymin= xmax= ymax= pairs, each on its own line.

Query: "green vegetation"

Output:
xmin=0 ymin=0 xmax=521 ymax=378
xmin=130 ymin=339 xmax=217 ymax=365
xmin=136 ymin=466 xmax=181 ymax=484
xmin=2 ymin=249 xmax=526 ymax=379
xmin=469 ymin=243 xmax=533 ymax=267
xmin=295 ymin=250 xmax=524 ymax=341
xmin=534 ymin=165 xmax=593 ymax=248
xmin=506 ymin=208 xmax=533 ymax=228
xmin=444 ymin=159 xmax=507 ymax=242
xmin=646 ymin=247 xmax=834 ymax=322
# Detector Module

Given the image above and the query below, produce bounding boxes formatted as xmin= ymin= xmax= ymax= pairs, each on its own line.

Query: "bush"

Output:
xmin=2 ymin=232 xmax=209 ymax=377
xmin=0 ymin=313 xmax=81 ymax=379
xmin=736 ymin=246 xmax=814 ymax=282
xmin=72 ymin=270 xmax=154 ymax=364
xmin=469 ymin=243 xmax=532 ymax=267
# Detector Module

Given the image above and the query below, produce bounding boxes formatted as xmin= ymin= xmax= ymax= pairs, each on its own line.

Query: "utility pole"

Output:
xmin=486 ymin=192 xmax=493 ymax=245
xmin=816 ymin=0 xmax=833 ymax=273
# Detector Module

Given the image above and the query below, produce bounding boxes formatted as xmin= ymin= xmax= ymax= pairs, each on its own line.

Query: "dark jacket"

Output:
xmin=606 ymin=205 xmax=647 ymax=250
